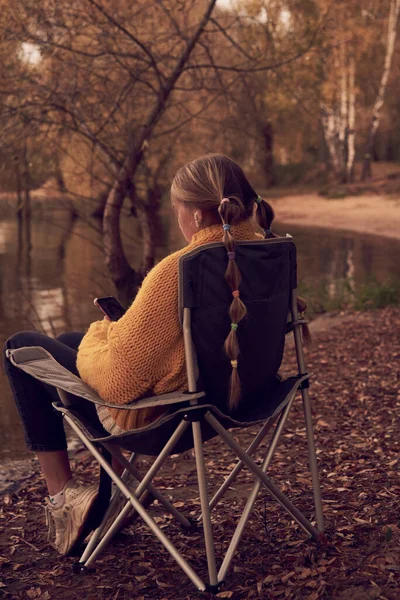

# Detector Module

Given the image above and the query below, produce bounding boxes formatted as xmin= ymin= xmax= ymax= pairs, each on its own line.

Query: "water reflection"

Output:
xmin=276 ymin=222 xmax=400 ymax=288
xmin=0 ymin=208 xmax=399 ymax=460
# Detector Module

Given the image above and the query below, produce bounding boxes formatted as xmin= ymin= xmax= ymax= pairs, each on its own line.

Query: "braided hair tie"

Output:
xmin=232 ymin=290 xmax=240 ymax=298
xmin=230 ymin=323 xmax=238 ymax=331
xmin=255 ymin=195 xmax=263 ymax=204
xmin=227 ymin=251 xmax=235 ymax=260
xmin=230 ymin=359 xmax=238 ymax=368
xmin=223 ymin=224 xmax=231 ymax=232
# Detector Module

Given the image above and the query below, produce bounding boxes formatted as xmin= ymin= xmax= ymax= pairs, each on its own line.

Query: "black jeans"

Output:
xmin=3 ymin=331 xmax=86 ymax=452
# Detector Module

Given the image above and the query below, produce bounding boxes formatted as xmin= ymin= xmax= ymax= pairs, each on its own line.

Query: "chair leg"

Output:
xmin=64 ymin=415 xmax=206 ymax=591
xmin=103 ymin=443 xmax=192 ymax=528
xmin=208 ymin=416 xmax=277 ymax=513
xmin=83 ymin=420 xmax=191 ymax=566
xmin=291 ymin=289 xmax=324 ymax=533
xmin=302 ymin=388 xmax=324 ymax=532
xmin=205 ymin=412 xmax=319 ymax=539
xmin=218 ymin=395 xmax=296 ymax=581
xmin=192 ymin=420 xmax=218 ymax=587
xmin=80 ymin=453 xmax=137 ymax=563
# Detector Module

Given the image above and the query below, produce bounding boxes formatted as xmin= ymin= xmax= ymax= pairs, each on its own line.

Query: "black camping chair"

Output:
xmin=6 ymin=236 xmax=324 ymax=594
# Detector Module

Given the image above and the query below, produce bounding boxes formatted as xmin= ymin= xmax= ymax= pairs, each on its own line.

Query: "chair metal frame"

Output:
xmin=56 ymin=289 xmax=322 ymax=593
xmin=6 ymin=261 xmax=324 ymax=594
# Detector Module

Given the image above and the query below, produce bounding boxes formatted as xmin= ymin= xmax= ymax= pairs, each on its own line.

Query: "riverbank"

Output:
xmin=1 ymin=306 xmax=399 ymax=599
xmin=271 ymin=193 xmax=400 ymax=241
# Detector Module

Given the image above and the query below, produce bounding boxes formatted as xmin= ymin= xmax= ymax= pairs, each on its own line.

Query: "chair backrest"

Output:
xmin=178 ymin=237 xmax=297 ymax=416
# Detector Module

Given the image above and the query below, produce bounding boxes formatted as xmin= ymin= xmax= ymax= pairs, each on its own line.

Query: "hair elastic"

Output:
xmin=230 ymin=323 xmax=238 ymax=331
xmin=232 ymin=290 xmax=240 ymax=298
xmin=230 ymin=359 xmax=238 ymax=368
xmin=223 ymin=223 xmax=231 ymax=232
xmin=227 ymin=251 xmax=235 ymax=260
xmin=255 ymin=195 xmax=263 ymax=204
xmin=220 ymin=198 xmax=230 ymax=205
xmin=266 ymin=228 xmax=272 ymax=235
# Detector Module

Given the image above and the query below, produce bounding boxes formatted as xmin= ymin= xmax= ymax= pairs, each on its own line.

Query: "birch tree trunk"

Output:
xmin=346 ymin=56 xmax=356 ymax=183
xmin=361 ymin=0 xmax=400 ymax=181
xmin=338 ymin=42 xmax=348 ymax=180
xmin=321 ymin=106 xmax=342 ymax=178
xmin=321 ymin=40 xmax=353 ymax=183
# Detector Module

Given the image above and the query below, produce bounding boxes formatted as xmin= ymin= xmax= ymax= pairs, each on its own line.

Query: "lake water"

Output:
xmin=1 ymin=200 xmax=399 ymax=461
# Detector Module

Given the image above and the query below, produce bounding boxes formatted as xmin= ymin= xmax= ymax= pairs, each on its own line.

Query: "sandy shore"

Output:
xmin=271 ymin=193 xmax=400 ymax=240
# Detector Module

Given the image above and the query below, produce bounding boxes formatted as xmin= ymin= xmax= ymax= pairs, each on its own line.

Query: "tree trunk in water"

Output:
xmin=103 ymin=166 xmax=141 ymax=306
xmin=15 ymin=158 xmax=23 ymax=222
xmin=22 ymin=144 xmax=32 ymax=252
xmin=92 ymin=187 xmax=110 ymax=219
xmin=261 ymin=122 xmax=276 ymax=186
xmin=133 ymin=185 xmax=163 ymax=277
xmin=57 ymin=201 xmax=78 ymax=260
xmin=361 ymin=0 xmax=400 ymax=181
xmin=54 ymin=150 xmax=67 ymax=193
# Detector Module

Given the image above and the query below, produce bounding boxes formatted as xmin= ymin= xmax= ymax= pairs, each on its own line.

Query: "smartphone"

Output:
xmin=94 ymin=296 xmax=126 ymax=321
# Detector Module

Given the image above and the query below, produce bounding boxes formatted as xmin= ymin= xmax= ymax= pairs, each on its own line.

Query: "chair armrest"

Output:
xmin=6 ymin=346 xmax=205 ymax=410
xmin=127 ymin=391 xmax=205 ymax=410
xmin=286 ymin=318 xmax=308 ymax=334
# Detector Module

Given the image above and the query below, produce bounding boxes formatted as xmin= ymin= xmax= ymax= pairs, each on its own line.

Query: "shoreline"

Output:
xmin=270 ymin=193 xmax=400 ymax=241
xmin=1 ymin=187 xmax=399 ymax=241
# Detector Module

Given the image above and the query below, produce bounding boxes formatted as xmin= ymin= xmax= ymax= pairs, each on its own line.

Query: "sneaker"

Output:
xmin=45 ymin=480 xmax=98 ymax=555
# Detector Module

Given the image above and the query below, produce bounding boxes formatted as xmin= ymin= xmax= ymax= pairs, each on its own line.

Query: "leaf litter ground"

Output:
xmin=0 ymin=308 xmax=399 ymax=600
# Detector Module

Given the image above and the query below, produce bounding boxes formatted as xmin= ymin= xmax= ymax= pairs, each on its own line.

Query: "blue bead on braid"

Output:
xmin=223 ymin=224 xmax=231 ymax=232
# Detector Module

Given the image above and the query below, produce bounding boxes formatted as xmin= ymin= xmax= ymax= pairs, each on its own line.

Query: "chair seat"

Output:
xmin=55 ymin=374 xmax=308 ymax=456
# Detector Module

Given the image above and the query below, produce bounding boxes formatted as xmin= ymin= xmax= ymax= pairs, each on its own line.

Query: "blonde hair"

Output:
xmin=171 ymin=154 xmax=275 ymax=409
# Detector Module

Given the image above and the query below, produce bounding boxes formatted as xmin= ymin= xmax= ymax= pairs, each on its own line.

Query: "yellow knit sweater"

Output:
xmin=77 ymin=219 xmax=263 ymax=431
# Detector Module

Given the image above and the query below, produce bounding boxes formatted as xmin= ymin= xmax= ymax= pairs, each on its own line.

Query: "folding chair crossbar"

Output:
xmin=218 ymin=391 xmax=297 ymax=580
xmin=101 ymin=444 xmax=192 ymax=528
xmin=205 ymin=412 xmax=319 ymax=539
xmin=80 ymin=446 xmax=193 ymax=565
xmin=79 ymin=453 xmax=138 ymax=564
xmin=64 ymin=412 xmax=208 ymax=591
xmin=207 ymin=415 xmax=278 ymax=513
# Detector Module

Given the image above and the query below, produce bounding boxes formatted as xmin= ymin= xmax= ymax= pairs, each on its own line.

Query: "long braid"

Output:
xmin=218 ymin=197 xmax=247 ymax=409
xmin=170 ymin=154 xmax=303 ymax=408
xmin=254 ymin=195 xmax=279 ymax=239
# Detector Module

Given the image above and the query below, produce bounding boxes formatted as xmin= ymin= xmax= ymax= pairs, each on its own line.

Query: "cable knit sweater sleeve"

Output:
xmin=76 ymin=251 xmax=183 ymax=407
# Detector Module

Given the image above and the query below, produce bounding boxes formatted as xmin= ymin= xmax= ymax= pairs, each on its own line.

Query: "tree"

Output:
xmin=0 ymin=0 xmax=324 ymax=303
xmin=361 ymin=0 xmax=400 ymax=180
